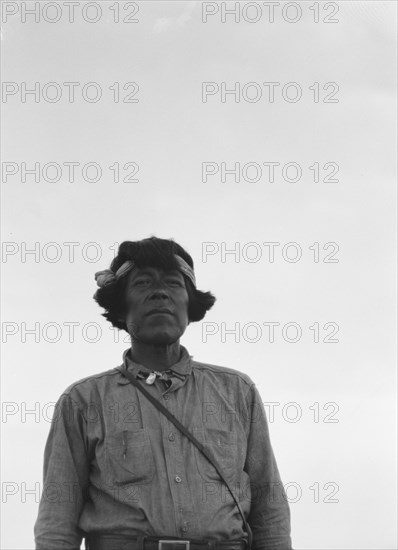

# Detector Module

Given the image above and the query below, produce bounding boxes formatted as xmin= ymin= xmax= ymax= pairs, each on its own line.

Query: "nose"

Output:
xmin=148 ymin=279 xmax=170 ymax=301
xmin=149 ymin=288 xmax=169 ymax=300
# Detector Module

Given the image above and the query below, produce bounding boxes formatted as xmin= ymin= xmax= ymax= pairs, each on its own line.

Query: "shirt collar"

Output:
xmin=117 ymin=345 xmax=193 ymax=385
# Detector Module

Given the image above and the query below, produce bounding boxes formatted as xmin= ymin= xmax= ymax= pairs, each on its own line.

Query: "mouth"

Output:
xmin=146 ymin=308 xmax=174 ymax=316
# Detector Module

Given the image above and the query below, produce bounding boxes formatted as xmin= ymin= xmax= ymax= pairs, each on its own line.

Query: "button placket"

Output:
xmin=153 ymin=378 xmax=198 ymax=535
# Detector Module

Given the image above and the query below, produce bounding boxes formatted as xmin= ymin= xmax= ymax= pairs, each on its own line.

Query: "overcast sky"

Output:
xmin=1 ymin=2 xmax=397 ymax=548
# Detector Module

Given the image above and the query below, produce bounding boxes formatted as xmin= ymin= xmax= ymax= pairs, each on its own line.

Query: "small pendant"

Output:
xmin=145 ymin=372 xmax=157 ymax=385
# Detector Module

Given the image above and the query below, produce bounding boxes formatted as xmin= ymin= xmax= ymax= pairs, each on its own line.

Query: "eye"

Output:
xmin=166 ymin=279 xmax=183 ymax=287
xmin=133 ymin=278 xmax=151 ymax=286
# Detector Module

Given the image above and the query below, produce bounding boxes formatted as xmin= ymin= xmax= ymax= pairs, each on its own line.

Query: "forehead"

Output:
xmin=129 ymin=266 xmax=183 ymax=279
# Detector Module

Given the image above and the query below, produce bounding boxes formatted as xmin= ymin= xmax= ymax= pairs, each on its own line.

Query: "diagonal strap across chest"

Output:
xmin=115 ymin=365 xmax=253 ymax=549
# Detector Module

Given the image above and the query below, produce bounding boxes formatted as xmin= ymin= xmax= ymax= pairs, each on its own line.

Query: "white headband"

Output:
xmin=94 ymin=255 xmax=196 ymax=288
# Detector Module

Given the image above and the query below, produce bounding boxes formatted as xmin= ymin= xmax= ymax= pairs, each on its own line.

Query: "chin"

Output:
xmin=142 ymin=330 xmax=181 ymax=346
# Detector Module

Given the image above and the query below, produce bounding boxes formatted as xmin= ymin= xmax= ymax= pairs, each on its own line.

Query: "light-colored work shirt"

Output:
xmin=34 ymin=345 xmax=292 ymax=549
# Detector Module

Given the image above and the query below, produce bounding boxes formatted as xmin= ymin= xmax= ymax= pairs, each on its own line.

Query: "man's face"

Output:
xmin=123 ymin=266 xmax=190 ymax=345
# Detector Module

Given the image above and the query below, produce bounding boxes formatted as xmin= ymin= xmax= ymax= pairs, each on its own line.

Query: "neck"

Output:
xmin=129 ymin=340 xmax=182 ymax=372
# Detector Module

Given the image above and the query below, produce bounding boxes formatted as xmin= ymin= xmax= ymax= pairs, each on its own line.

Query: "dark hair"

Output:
xmin=93 ymin=236 xmax=216 ymax=332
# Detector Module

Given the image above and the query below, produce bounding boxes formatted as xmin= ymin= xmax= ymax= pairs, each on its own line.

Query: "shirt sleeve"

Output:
xmin=34 ymin=392 xmax=89 ymax=550
xmin=244 ymin=384 xmax=293 ymax=550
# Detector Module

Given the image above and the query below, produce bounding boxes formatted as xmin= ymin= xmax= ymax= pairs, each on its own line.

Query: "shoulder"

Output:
xmin=191 ymin=359 xmax=254 ymax=389
xmin=64 ymin=367 xmax=120 ymax=391
xmin=58 ymin=367 xmax=121 ymax=406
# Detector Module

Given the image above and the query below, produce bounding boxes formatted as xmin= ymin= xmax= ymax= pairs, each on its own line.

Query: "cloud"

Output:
xmin=153 ymin=2 xmax=197 ymax=33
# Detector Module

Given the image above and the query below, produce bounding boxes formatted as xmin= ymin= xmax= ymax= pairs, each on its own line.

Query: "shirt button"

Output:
xmin=163 ymin=394 xmax=169 ymax=400
xmin=175 ymin=475 xmax=182 ymax=483
xmin=168 ymin=433 xmax=175 ymax=441
xmin=181 ymin=525 xmax=188 ymax=533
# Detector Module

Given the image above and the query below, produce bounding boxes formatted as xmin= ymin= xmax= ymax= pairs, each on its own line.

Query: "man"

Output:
xmin=34 ymin=236 xmax=292 ymax=550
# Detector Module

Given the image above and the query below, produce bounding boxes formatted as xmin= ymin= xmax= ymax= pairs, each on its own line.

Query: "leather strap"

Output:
xmin=115 ymin=366 xmax=253 ymax=550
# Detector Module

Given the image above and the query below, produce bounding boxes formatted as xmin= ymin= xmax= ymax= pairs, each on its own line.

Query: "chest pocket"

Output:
xmin=193 ymin=428 xmax=238 ymax=483
xmin=105 ymin=428 xmax=154 ymax=485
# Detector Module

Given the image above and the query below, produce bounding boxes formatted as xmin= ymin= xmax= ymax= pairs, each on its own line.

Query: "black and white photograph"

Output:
xmin=1 ymin=1 xmax=397 ymax=549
